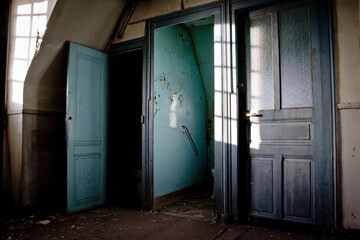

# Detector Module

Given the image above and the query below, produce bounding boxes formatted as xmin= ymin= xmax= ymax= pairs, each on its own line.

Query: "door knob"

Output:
xmin=246 ymin=113 xmax=263 ymax=117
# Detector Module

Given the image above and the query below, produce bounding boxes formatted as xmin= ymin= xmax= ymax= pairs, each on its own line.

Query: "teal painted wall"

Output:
xmin=154 ymin=25 xmax=208 ymax=198
xmin=190 ymin=24 xmax=214 ymax=169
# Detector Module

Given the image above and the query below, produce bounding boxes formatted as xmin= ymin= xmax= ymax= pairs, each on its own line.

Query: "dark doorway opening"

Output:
xmin=108 ymin=49 xmax=143 ymax=208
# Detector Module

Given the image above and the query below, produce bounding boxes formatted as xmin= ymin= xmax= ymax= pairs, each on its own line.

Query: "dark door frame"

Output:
xmin=232 ymin=0 xmax=337 ymax=231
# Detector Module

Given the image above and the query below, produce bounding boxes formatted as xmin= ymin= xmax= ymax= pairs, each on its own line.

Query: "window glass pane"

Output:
xmin=33 ymin=1 xmax=48 ymax=14
xmin=17 ymin=4 xmax=31 ymax=14
xmin=16 ymin=16 xmax=31 ymax=36
xmin=31 ymin=15 xmax=47 ymax=37
xmin=12 ymin=59 xmax=28 ymax=81
xmin=14 ymin=38 xmax=29 ymax=59
xmin=279 ymin=5 xmax=312 ymax=108
xmin=246 ymin=14 xmax=274 ymax=111
xmin=29 ymin=38 xmax=37 ymax=58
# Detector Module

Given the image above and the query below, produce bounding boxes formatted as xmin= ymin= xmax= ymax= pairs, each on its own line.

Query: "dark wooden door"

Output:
xmin=244 ymin=3 xmax=321 ymax=224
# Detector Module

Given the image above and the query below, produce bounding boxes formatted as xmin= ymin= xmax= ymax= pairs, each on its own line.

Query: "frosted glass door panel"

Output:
xmin=246 ymin=15 xmax=274 ymax=111
xmin=279 ymin=6 xmax=312 ymax=109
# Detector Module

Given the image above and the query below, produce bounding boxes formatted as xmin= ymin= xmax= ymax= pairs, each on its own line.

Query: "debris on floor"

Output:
xmin=0 ymin=206 xmax=341 ymax=240
xmin=161 ymin=191 xmax=215 ymax=223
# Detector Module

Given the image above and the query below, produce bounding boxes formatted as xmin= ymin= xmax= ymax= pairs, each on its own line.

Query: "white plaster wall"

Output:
xmin=335 ymin=0 xmax=360 ymax=230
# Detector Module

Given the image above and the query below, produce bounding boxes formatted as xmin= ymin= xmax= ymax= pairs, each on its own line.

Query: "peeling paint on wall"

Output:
xmin=153 ymin=24 xmax=208 ymax=198
xmin=179 ymin=95 xmax=184 ymax=106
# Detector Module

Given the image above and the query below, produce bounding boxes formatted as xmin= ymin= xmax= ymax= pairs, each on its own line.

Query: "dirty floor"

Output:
xmin=161 ymin=186 xmax=216 ymax=223
xmin=0 ymin=206 xmax=326 ymax=240
xmin=0 ymin=193 xmax=356 ymax=240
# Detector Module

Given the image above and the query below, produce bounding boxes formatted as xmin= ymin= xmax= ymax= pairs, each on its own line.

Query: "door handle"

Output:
xmin=140 ymin=115 xmax=145 ymax=124
xmin=65 ymin=115 xmax=72 ymax=122
xmin=246 ymin=113 xmax=263 ymax=117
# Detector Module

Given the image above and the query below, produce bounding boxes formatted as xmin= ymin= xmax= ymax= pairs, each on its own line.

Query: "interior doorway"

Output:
xmin=152 ymin=17 xmax=215 ymax=220
xmin=108 ymin=48 xmax=143 ymax=207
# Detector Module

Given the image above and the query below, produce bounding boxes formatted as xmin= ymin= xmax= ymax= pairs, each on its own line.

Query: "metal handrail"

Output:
xmin=182 ymin=125 xmax=199 ymax=156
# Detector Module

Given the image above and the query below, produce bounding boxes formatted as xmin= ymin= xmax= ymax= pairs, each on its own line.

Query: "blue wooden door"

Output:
xmin=245 ymin=4 xmax=324 ymax=225
xmin=66 ymin=43 xmax=108 ymax=213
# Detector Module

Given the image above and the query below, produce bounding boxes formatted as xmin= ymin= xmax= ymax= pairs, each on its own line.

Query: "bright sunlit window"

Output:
xmin=8 ymin=0 xmax=55 ymax=106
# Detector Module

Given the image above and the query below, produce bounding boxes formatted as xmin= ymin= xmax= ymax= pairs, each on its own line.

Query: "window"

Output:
xmin=8 ymin=0 xmax=56 ymax=106
xmin=246 ymin=5 xmax=313 ymax=111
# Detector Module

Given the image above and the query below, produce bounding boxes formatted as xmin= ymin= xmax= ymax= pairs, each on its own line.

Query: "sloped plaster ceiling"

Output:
xmin=23 ymin=0 xmax=126 ymax=112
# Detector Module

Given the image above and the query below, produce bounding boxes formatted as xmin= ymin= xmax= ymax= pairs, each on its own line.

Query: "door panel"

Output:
xmin=67 ymin=42 xmax=108 ymax=213
xmin=283 ymin=159 xmax=313 ymax=220
xmin=246 ymin=14 xmax=274 ymax=111
xmin=251 ymin=123 xmax=311 ymax=141
xmin=250 ymin=158 xmax=274 ymax=213
xmin=245 ymin=4 xmax=317 ymax=224
xmin=279 ymin=5 xmax=312 ymax=108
